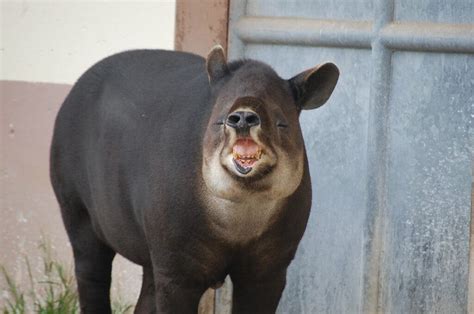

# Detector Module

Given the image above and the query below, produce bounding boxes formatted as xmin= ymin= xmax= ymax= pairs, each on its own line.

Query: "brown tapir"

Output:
xmin=50 ymin=46 xmax=339 ymax=313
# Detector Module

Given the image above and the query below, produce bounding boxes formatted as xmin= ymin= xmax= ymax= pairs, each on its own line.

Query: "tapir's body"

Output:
xmin=50 ymin=48 xmax=339 ymax=313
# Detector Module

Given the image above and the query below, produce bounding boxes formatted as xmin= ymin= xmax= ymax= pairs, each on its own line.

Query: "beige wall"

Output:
xmin=1 ymin=0 xmax=175 ymax=308
xmin=1 ymin=0 xmax=176 ymax=84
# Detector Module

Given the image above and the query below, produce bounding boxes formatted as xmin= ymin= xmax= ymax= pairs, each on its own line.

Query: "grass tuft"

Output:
xmin=1 ymin=238 xmax=132 ymax=314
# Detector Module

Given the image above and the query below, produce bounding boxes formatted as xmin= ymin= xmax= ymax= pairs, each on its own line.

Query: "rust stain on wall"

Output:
xmin=175 ymin=0 xmax=229 ymax=57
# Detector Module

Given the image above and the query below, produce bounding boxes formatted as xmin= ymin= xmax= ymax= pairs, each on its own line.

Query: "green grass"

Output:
xmin=1 ymin=239 xmax=133 ymax=314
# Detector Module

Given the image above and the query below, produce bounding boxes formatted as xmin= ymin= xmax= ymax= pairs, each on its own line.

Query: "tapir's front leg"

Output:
xmin=231 ymin=270 xmax=287 ymax=314
xmin=153 ymin=272 xmax=206 ymax=314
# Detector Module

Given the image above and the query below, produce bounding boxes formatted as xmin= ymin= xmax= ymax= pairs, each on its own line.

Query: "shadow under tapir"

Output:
xmin=50 ymin=46 xmax=339 ymax=313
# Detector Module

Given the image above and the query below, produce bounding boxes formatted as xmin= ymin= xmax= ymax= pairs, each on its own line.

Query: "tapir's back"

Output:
xmin=50 ymin=50 xmax=212 ymax=257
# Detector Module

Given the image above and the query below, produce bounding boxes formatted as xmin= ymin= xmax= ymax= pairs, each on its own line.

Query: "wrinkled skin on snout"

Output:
xmin=50 ymin=46 xmax=339 ymax=314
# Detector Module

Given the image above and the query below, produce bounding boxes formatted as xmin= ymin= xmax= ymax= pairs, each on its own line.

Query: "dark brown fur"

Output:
xmin=50 ymin=47 xmax=338 ymax=313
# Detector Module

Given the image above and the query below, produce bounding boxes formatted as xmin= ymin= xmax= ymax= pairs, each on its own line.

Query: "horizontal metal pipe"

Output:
xmin=234 ymin=16 xmax=474 ymax=53
xmin=380 ymin=22 xmax=474 ymax=53
xmin=234 ymin=16 xmax=373 ymax=48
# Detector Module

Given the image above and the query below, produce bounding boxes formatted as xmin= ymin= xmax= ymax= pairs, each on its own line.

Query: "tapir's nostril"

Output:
xmin=227 ymin=113 xmax=241 ymax=126
xmin=226 ymin=111 xmax=260 ymax=129
xmin=245 ymin=113 xmax=260 ymax=126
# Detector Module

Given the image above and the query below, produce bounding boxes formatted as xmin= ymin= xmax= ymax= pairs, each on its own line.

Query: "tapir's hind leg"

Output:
xmin=134 ymin=267 xmax=155 ymax=313
xmin=60 ymin=200 xmax=115 ymax=314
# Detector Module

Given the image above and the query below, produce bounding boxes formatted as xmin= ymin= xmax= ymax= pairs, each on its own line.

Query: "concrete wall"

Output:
xmin=1 ymin=0 xmax=175 ymax=308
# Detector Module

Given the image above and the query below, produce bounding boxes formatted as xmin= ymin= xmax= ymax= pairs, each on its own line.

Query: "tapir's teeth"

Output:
xmin=232 ymin=148 xmax=262 ymax=161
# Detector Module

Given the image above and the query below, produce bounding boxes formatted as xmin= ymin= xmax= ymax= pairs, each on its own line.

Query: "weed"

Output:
xmin=1 ymin=238 xmax=132 ymax=314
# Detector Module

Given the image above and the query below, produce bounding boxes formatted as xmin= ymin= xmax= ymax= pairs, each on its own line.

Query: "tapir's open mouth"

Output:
xmin=232 ymin=138 xmax=262 ymax=175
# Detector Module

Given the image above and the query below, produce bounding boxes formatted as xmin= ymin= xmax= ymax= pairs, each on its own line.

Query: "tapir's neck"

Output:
xmin=201 ymin=191 xmax=286 ymax=244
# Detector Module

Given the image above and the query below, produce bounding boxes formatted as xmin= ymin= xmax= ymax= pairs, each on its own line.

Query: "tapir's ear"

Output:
xmin=206 ymin=45 xmax=228 ymax=84
xmin=289 ymin=62 xmax=339 ymax=110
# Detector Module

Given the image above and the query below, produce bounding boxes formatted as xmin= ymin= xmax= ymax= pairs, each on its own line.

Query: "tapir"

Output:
xmin=50 ymin=46 xmax=339 ymax=313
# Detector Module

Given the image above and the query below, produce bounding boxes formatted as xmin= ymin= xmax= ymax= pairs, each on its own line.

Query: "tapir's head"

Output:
xmin=202 ymin=46 xmax=339 ymax=201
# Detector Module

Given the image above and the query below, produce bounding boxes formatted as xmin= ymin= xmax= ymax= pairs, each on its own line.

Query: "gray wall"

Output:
xmin=226 ymin=0 xmax=473 ymax=313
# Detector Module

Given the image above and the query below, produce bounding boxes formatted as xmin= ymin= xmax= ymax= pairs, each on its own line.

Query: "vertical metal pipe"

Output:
xmin=468 ymin=183 xmax=474 ymax=314
xmin=361 ymin=0 xmax=394 ymax=313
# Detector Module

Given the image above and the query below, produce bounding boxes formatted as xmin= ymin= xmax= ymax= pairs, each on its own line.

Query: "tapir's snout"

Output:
xmin=225 ymin=111 xmax=260 ymax=131
xmin=225 ymin=110 xmax=264 ymax=175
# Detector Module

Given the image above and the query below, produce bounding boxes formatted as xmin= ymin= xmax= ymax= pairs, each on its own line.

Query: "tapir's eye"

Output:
xmin=277 ymin=121 xmax=289 ymax=128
